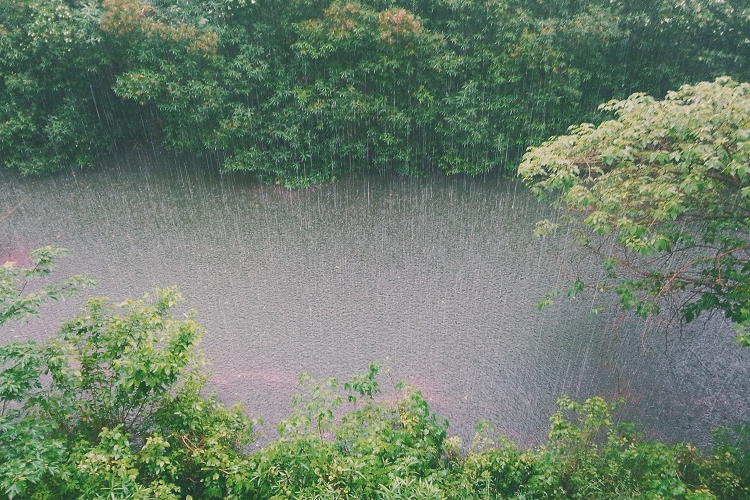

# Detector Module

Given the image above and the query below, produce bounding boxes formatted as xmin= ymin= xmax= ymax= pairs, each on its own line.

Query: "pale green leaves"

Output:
xmin=0 ymin=285 xmax=255 ymax=499
xmin=0 ymin=246 xmax=94 ymax=327
xmin=520 ymin=77 xmax=750 ymax=339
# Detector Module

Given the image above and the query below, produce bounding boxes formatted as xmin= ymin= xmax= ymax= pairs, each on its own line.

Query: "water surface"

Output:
xmin=2 ymin=149 xmax=747 ymax=445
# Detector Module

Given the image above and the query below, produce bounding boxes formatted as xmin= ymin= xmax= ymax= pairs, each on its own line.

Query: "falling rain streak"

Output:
xmin=1 ymin=149 xmax=748 ymax=444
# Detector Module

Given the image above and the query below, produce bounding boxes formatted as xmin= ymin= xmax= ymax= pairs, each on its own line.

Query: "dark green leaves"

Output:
xmin=7 ymin=0 xmax=748 ymax=183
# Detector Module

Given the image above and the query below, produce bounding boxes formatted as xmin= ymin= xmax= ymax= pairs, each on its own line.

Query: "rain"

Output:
xmin=3 ymin=7 xmax=750 ymax=497
xmin=2 ymin=149 xmax=747 ymax=445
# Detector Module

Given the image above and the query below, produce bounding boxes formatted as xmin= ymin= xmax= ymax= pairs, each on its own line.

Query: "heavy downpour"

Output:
xmin=1 ymin=1 xmax=750 ymax=499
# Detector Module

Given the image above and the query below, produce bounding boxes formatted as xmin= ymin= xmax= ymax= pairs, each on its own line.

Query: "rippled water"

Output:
xmin=2 ymin=149 xmax=747 ymax=445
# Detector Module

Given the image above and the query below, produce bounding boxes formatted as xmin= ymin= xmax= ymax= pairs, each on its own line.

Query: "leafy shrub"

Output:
xmin=0 ymin=287 xmax=255 ymax=499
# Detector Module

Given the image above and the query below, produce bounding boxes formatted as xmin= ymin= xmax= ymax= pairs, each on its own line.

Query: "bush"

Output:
xmin=0 ymin=288 xmax=255 ymax=500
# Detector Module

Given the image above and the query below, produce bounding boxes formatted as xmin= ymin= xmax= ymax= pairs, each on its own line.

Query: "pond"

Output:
xmin=2 ymin=148 xmax=747 ymax=446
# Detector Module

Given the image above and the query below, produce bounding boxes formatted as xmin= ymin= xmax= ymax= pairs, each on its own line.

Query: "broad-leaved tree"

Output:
xmin=520 ymin=77 xmax=750 ymax=345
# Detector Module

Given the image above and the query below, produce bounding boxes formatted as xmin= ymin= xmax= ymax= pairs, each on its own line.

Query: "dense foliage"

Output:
xmin=2 ymin=0 xmax=749 ymax=185
xmin=1 ymin=251 xmax=749 ymax=499
xmin=519 ymin=77 xmax=750 ymax=345
xmin=0 ymin=284 xmax=255 ymax=499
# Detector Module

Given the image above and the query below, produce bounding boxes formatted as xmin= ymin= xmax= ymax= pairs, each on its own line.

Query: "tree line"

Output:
xmin=2 ymin=0 xmax=749 ymax=185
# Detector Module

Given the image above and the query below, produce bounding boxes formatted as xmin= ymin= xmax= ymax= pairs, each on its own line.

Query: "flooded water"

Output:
xmin=2 ymin=149 xmax=748 ymax=445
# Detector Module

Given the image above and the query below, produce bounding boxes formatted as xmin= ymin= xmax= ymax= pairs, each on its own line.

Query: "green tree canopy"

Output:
xmin=3 ymin=0 xmax=749 ymax=185
xmin=0 ymin=287 xmax=255 ymax=499
xmin=519 ymin=77 xmax=750 ymax=345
